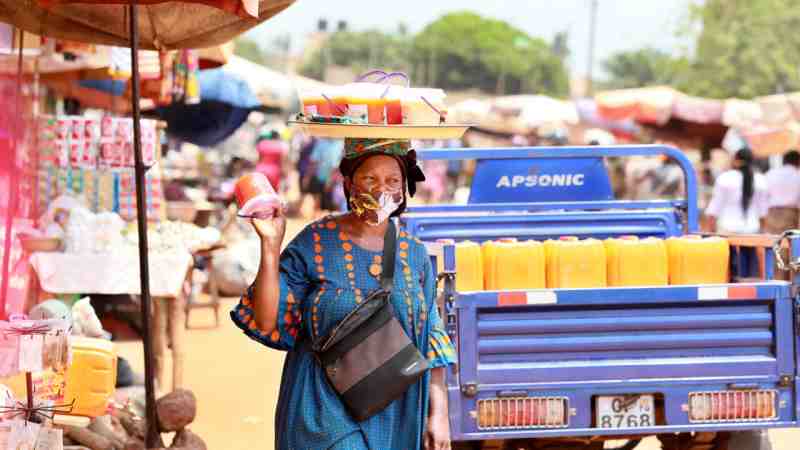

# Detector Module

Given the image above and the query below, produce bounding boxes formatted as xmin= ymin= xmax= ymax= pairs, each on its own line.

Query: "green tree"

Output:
xmin=411 ymin=12 xmax=569 ymax=96
xmin=300 ymin=30 xmax=412 ymax=80
xmin=601 ymin=48 xmax=690 ymax=90
xmin=234 ymin=37 xmax=267 ymax=65
xmin=684 ymin=0 xmax=800 ymax=98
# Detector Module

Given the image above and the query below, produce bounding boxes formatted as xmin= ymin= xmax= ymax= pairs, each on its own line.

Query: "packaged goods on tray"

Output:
xmin=299 ymin=70 xmax=448 ymax=126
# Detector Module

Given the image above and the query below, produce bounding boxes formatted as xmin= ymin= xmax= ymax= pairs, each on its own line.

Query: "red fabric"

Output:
xmin=0 ymin=75 xmax=34 ymax=318
xmin=37 ymin=0 xmax=259 ymax=18
xmin=255 ymin=139 xmax=286 ymax=190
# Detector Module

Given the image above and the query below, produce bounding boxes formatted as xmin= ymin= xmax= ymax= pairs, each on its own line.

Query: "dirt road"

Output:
xmin=115 ymin=219 xmax=799 ymax=449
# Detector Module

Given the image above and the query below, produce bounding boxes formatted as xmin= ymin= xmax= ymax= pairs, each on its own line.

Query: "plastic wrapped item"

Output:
xmin=235 ymin=172 xmax=283 ymax=219
xmin=403 ymin=88 xmax=447 ymax=124
xmin=605 ymin=236 xmax=669 ymax=286
xmin=72 ymin=297 xmax=106 ymax=339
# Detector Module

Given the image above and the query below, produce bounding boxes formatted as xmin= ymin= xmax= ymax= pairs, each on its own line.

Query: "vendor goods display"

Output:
xmin=35 ymin=116 xmax=165 ymax=223
xmin=123 ymin=221 xmax=221 ymax=254
xmin=450 ymin=235 xmax=735 ymax=291
xmin=293 ymin=70 xmax=470 ymax=140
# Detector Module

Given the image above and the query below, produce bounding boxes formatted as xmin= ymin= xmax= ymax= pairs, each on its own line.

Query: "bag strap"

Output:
xmin=380 ymin=219 xmax=398 ymax=291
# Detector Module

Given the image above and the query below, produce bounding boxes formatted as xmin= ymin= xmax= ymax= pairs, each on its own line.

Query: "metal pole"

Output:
xmin=0 ymin=28 xmax=25 ymax=316
xmin=586 ymin=0 xmax=598 ymax=96
xmin=128 ymin=3 xmax=160 ymax=447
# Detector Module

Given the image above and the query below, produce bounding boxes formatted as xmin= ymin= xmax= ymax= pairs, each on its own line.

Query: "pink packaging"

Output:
xmin=71 ymin=118 xmax=85 ymax=140
xmin=69 ymin=141 xmax=82 ymax=167
xmin=101 ymin=116 xmax=114 ymax=137
xmin=82 ymin=141 xmax=96 ymax=167
xmin=85 ymin=118 xmax=99 ymax=140
xmin=57 ymin=140 xmax=69 ymax=168
xmin=56 ymin=118 xmax=70 ymax=139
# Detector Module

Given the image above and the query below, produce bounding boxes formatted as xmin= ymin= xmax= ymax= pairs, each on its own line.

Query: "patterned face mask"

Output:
xmin=349 ymin=186 xmax=403 ymax=226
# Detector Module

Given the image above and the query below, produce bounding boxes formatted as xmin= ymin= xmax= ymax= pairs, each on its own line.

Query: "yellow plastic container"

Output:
xmin=482 ymin=240 xmax=546 ymax=290
xmin=454 ymin=241 xmax=484 ymax=291
xmin=605 ymin=236 xmax=669 ymax=286
xmin=0 ymin=337 xmax=117 ymax=418
xmin=64 ymin=336 xmax=118 ymax=417
xmin=666 ymin=235 xmax=730 ymax=285
xmin=482 ymin=238 xmax=516 ymax=290
xmin=545 ymin=237 xmax=607 ymax=288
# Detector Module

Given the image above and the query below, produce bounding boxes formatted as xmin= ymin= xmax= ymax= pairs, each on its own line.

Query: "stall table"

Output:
xmin=28 ymin=251 xmax=193 ymax=392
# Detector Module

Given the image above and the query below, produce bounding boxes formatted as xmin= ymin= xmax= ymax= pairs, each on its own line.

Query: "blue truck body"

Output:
xmin=401 ymin=145 xmax=800 ymax=446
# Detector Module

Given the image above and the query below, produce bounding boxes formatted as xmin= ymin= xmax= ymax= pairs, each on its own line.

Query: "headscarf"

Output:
xmin=338 ymin=138 xmax=426 ymax=216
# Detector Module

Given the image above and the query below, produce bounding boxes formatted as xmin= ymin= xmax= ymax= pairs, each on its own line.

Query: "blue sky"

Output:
xmin=249 ymin=0 xmax=697 ymax=79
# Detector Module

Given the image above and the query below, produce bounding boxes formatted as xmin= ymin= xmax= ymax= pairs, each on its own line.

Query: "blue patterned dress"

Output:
xmin=231 ymin=216 xmax=456 ymax=450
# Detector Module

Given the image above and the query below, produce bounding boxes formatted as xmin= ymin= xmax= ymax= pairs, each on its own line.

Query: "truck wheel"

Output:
xmin=603 ymin=439 xmax=642 ymax=450
xmin=658 ymin=432 xmax=730 ymax=450
xmin=727 ymin=431 xmax=772 ymax=450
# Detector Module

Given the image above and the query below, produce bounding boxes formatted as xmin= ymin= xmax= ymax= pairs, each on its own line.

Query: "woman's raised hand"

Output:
xmin=251 ymin=209 xmax=286 ymax=251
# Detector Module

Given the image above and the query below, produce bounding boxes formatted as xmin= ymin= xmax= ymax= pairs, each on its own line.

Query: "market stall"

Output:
xmin=1 ymin=1 xmax=296 ymax=446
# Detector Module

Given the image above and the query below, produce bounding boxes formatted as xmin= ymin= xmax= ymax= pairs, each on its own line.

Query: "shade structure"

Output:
xmin=595 ymin=86 xmax=677 ymax=126
xmin=0 ymin=2 xmax=295 ymax=447
xmin=0 ymin=0 xmax=294 ymax=50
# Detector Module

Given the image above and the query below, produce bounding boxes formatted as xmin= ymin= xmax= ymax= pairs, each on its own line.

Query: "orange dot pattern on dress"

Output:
xmin=398 ymin=231 xmax=416 ymax=330
xmin=337 ymin=225 xmax=363 ymax=304
xmin=311 ymin=223 xmax=327 ymax=337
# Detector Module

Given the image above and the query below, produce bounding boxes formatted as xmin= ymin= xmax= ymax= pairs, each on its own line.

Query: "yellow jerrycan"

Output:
xmin=666 ymin=235 xmax=730 ymax=285
xmin=454 ymin=241 xmax=484 ymax=291
xmin=486 ymin=240 xmax=546 ymax=290
xmin=545 ymin=237 xmax=607 ymax=288
xmin=482 ymin=238 xmax=517 ymax=290
xmin=605 ymin=236 xmax=669 ymax=286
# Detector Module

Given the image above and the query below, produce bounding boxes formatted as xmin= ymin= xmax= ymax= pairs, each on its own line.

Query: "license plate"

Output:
xmin=596 ymin=395 xmax=655 ymax=429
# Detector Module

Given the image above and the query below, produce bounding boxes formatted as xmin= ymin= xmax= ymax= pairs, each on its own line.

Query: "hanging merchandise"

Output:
xmin=172 ymin=49 xmax=201 ymax=105
xmin=34 ymin=116 xmax=165 ymax=222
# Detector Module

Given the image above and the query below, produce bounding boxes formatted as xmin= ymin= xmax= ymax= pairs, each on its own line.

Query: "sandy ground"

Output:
xmin=115 ymin=218 xmax=799 ymax=450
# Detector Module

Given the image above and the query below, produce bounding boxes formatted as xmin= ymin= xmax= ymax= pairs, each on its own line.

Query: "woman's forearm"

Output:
xmin=428 ymin=367 xmax=448 ymax=418
xmin=252 ymin=242 xmax=281 ymax=332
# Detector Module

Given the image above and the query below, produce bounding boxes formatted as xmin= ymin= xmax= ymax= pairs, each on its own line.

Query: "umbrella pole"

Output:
xmin=128 ymin=3 xmax=160 ymax=447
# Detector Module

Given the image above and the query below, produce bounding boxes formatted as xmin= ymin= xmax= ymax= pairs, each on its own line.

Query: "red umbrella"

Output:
xmin=1 ymin=2 xmax=294 ymax=445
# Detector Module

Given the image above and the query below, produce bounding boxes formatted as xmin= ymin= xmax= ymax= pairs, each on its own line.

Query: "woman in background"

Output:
xmin=705 ymin=148 xmax=769 ymax=234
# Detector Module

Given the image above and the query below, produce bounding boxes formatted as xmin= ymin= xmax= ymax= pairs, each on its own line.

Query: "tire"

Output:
xmin=604 ymin=439 xmax=642 ymax=450
xmin=658 ymin=432 xmax=731 ymax=450
xmin=727 ymin=431 xmax=772 ymax=450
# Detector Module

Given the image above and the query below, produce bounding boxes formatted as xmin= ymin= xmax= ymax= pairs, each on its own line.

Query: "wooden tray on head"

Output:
xmin=289 ymin=121 xmax=471 ymax=140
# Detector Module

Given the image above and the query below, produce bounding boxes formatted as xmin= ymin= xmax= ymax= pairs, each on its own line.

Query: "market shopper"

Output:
xmin=764 ymin=150 xmax=800 ymax=234
xmin=705 ymin=148 xmax=769 ymax=234
xmin=231 ymin=138 xmax=455 ymax=450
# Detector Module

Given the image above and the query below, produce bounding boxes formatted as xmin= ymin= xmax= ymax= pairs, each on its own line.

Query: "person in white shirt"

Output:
xmin=705 ymin=148 xmax=769 ymax=234
xmin=764 ymin=150 xmax=800 ymax=234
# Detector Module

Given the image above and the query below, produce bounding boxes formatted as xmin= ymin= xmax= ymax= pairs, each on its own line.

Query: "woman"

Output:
xmin=705 ymin=148 xmax=769 ymax=234
xmin=255 ymin=130 xmax=288 ymax=191
xmin=231 ymin=138 xmax=455 ymax=450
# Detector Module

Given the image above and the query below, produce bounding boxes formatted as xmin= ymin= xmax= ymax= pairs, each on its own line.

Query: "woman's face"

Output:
xmin=349 ymin=154 xmax=404 ymax=195
xmin=346 ymin=155 xmax=405 ymax=226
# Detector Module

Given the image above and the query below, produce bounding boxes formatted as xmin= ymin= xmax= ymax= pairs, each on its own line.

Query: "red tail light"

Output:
xmin=688 ymin=390 xmax=777 ymax=423
xmin=477 ymin=397 xmax=568 ymax=430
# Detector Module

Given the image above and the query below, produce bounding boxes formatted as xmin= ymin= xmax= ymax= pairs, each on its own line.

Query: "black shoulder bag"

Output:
xmin=311 ymin=220 xmax=429 ymax=422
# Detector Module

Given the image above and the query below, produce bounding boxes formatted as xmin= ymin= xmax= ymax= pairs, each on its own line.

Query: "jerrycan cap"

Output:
xmin=559 ymin=236 xmax=579 ymax=241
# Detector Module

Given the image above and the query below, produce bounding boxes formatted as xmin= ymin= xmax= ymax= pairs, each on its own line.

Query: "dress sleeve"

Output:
xmin=422 ymin=253 xmax=456 ymax=368
xmin=230 ymin=233 xmax=312 ymax=351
